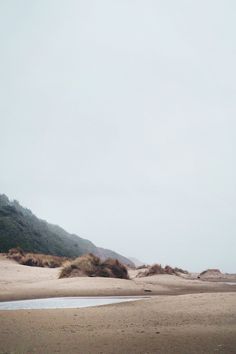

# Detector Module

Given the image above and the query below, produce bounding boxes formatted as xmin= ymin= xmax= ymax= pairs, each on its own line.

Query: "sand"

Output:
xmin=0 ymin=255 xmax=236 ymax=353
xmin=0 ymin=255 xmax=234 ymax=301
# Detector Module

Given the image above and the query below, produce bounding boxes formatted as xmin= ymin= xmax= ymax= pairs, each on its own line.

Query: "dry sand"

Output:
xmin=1 ymin=255 xmax=235 ymax=301
xmin=0 ymin=255 xmax=236 ymax=353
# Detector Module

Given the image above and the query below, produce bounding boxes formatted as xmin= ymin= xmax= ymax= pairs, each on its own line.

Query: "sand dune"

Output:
xmin=0 ymin=255 xmax=235 ymax=301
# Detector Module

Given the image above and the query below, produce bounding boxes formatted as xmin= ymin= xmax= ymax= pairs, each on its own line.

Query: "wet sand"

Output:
xmin=0 ymin=255 xmax=236 ymax=353
xmin=1 ymin=293 xmax=236 ymax=354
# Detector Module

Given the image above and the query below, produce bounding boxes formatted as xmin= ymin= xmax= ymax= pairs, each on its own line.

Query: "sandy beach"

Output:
xmin=0 ymin=255 xmax=236 ymax=353
xmin=1 ymin=255 xmax=235 ymax=301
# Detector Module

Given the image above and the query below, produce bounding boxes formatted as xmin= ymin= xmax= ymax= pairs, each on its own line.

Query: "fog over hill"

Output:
xmin=0 ymin=194 xmax=134 ymax=267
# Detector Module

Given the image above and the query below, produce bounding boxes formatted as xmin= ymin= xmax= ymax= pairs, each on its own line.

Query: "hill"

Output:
xmin=0 ymin=194 xmax=133 ymax=266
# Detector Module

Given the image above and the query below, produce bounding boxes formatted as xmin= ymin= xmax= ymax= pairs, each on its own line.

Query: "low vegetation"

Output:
xmin=7 ymin=247 xmax=67 ymax=268
xmin=137 ymin=263 xmax=188 ymax=277
xmin=136 ymin=264 xmax=148 ymax=270
xmin=59 ymin=253 xmax=129 ymax=279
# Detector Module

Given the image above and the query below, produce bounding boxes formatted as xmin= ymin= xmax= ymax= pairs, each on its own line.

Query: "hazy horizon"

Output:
xmin=1 ymin=1 xmax=235 ymax=272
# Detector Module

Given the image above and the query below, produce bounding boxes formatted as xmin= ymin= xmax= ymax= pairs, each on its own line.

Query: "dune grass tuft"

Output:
xmin=59 ymin=253 xmax=129 ymax=279
xmin=8 ymin=247 xmax=67 ymax=268
xmin=137 ymin=263 xmax=188 ymax=277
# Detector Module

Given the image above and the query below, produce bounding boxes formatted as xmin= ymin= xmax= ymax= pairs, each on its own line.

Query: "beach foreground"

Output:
xmin=1 ymin=293 xmax=236 ymax=354
xmin=0 ymin=256 xmax=236 ymax=353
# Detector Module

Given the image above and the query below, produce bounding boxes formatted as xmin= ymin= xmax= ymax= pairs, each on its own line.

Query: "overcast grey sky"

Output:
xmin=1 ymin=1 xmax=235 ymax=272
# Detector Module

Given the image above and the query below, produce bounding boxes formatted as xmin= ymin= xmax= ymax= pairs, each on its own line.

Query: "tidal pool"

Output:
xmin=0 ymin=296 xmax=146 ymax=311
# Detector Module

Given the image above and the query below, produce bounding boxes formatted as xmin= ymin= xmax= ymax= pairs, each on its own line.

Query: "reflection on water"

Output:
xmin=0 ymin=296 xmax=146 ymax=311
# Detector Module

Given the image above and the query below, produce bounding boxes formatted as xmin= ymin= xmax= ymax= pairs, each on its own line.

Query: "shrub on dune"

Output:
xmin=174 ymin=267 xmax=188 ymax=274
xmin=7 ymin=247 xmax=24 ymax=263
xmin=59 ymin=253 xmax=129 ymax=279
xmin=101 ymin=258 xmax=129 ymax=279
xmin=7 ymin=247 xmax=67 ymax=268
xmin=139 ymin=264 xmax=166 ymax=277
xmin=136 ymin=264 xmax=148 ymax=270
xmin=137 ymin=263 xmax=188 ymax=277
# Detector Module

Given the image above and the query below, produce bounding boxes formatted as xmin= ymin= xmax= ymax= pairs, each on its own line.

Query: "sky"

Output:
xmin=1 ymin=1 xmax=235 ymax=272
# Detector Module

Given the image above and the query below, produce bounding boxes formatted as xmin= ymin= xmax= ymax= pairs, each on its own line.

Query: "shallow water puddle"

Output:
xmin=0 ymin=296 xmax=147 ymax=310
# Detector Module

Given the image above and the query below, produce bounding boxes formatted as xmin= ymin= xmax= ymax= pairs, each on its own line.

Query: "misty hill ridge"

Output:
xmin=0 ymin=194 xmax=133 ymax=266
